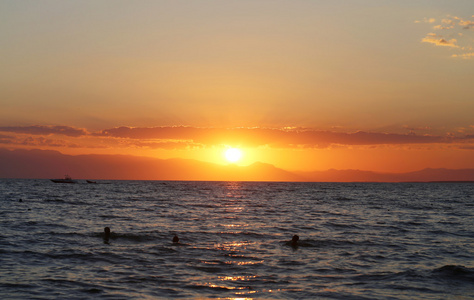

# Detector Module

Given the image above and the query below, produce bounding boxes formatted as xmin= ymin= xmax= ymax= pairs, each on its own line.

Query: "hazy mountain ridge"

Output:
xmin=0 ymin=148 xmax=473 ymax=182
xmin=294 ymin=168 xmax=474 ymax=182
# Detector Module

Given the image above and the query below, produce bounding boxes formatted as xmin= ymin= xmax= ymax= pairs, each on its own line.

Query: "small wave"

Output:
xmin=45 ymin=249 xmax=128 ymax=264
xmin=325 ymin=222 xmax=362 ymax=229
xmin=45 ymin=250 xmax=95 ymax=260
xmin=0 ymin=282 xmax=37 ymax=289
xmin=109 ymin=232 xmax=161 ymax=242
xmin=282 ymin=239 xmax=325 ymax=248
xmin=41 ymin=278 xmax=105 ymax=294
xmin=43 ymin=198 xmax=66 ymax=203
xmin=82 ymin=288 xmax=102 ymax=294
xmin=334 ymin=196 xmax=354 ymax=201
xmin=303 ymin=238 xmax=360 ymax=248
xmin=188 ymin=203 xmax=217 ymax=209
xmin=42 ymin=198 xmax=90 ymax=206
xmin=351 ymin=265 xmax=474 ymax=286
xmin=148 ymin=246 xmax=179 ymax=256
xmin=89 ymin=230 xmax=163 ymax=243
xmin=432 ymin=265 xmax=474 ymax=282
xmin=98 ymin=214 xmax=133 ymax=220
xmin=350 ymin=269 xmax=422 ymax=283
xmin=192 ymin=265 xmax=223 ymax=273
xmin=219 ymin=231 xmax=264 ymax=238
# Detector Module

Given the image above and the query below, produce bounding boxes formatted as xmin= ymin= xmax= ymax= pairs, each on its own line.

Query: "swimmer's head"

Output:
xmin=292 ymin=235 xmax=299 ymax=243
xmin=172 ymin=234 xmax=179 ymax=243
xmin=104 ymin=227 xmax=111 ymax=241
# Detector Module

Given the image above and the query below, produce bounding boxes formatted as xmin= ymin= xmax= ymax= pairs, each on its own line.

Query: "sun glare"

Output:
xmin=225 ymin=148 xmax=242 ymax=163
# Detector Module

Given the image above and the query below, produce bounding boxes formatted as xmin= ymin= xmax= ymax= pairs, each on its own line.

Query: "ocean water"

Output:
xmin=1 ymin=179 xmax=473 ymax=299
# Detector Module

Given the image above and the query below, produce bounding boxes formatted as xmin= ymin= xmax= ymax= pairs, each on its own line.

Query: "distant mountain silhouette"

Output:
xmin=0 ymin=148 xmax=473 ymax=182
xmin=295 ymin=168 xmax=474 ymax=182
xmin=0 ymin=148 xmax=301 ymax=181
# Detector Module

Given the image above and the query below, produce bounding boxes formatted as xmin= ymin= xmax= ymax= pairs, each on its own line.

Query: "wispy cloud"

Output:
xmin=1 ymin=125 xmax=473 ymax=151
xmin=0 ymin=134 xmax=83 ymax=148
xmin=0 ymin=125 xmax=87 ymax=137
xmin=452 ymin=52 xmax=474 ymax=59
xmin=433 ymin=18 xmax=456 ymax=30
xmin=421 ymin=33 xmax=458 ymax=47
xmin=0 ymin=134 xmax=14 ymax=144
xmin=415 ymin=17 xmax=436 ymax=24
xmin=95 ymin=126 xmax=471 ymax=149
xmin=418 ymin=15 xmax=474 ymax=58
xmin=455 ymin=16 xmax=474 ymax=29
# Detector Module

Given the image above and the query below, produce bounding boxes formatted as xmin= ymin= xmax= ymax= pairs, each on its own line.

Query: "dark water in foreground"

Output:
xmin=1 ymin=179 xmax=473 ymax=299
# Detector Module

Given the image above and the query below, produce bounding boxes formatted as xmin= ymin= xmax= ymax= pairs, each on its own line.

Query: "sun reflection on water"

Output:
xmin=219 ymin=275 xmax=257 ymax=281
xmin=214 ymin=240 xmax=254 ymax=251
xmin=193 ymin=181 xmax=271 ymax=299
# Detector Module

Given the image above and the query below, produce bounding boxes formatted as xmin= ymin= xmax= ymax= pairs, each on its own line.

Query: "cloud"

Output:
xmin=19 ymin=136 xmax=69 ymax=148
xmin=1 ymin=125 xmax=473 ymax=151
xmin=0 ymin=135 xmax=83 ymax=148
xmin=402 ymin=125 xmax=432 ymax=131
xmin=459 ymin=20 xmax=474 ymax=29
xmin=418 ymin=15 xmax=474 ymax=57
xmin=95 ymin=126 xmax=200 ymax=140
xmin=0 ymin=134 xmax=14 ymax=144
xmin=421 ymin=33 xmax=458 ymax=47
xmin=95 ymin=126 xmax=468 ymax=149
xmin=454 ymin=16 xmax=474 ymax=29
xmin=451 ymin=52 xmax=474 ymax=59
xmin=415 ymin=17 xmax=436 ymax=24
xmin=433 ymin=19 xmax=456 ymax=30
xmin=0 ymin=125 xmax=87 ymax=137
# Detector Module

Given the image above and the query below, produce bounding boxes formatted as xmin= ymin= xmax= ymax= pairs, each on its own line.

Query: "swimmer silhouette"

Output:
xmin=172 ymin=234 xmax=179 ymax=243
xmin=291 ymin=235 xmax=299 ymax=247
xmin=104 ymin=227 xmax=111 ymax=243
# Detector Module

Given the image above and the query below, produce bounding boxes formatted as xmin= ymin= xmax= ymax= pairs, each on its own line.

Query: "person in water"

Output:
xmin=104 ymin=227 xmax=111 ymax=243
xmin=291 ymin=234 xmax=299 ymax=247
xmin=172 ymin=234 xmax=179 ymax=243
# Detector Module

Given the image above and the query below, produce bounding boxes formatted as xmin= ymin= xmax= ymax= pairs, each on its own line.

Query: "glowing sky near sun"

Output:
xmin=0 ymin=0 xmax=473 ymax=176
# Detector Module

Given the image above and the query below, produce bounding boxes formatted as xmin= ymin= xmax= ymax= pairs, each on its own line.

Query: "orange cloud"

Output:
xmin=433 ymin=19 xmax=455 ymax=30
xmin=0 ymin=134 xmax=82 ymax=148
xmin=451 ymin=52 xmax=474 ymax=59
xmin=454 ymin=16 xmax=474 ymax=29
xmin=415 ymin=17 xmax=436 ymax=24
xmin=0 ymin=134 xmax=14 ymax=144
xmin=421 ymin=33 xmax=458 ymax=47
xmin=0 ymin=125 xmax=87 ymax=137
xmin=95 ymin=126 xmax=467 ymax=149
xmin=2 ymin=125 xmax=473 ymax=151
xmin=418 ymin=15 xmax=473 ymax=58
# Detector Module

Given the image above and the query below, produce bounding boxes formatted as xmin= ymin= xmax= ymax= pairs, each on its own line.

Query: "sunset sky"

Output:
xmin=1 ymin=0 xmax=473 ymax=176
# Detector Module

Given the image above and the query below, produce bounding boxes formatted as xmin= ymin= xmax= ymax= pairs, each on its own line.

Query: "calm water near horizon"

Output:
xmin=1 ymin=179 xmax=473 ymax=299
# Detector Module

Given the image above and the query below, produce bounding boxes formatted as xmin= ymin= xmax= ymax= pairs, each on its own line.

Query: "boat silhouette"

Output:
xmin=51 ymin=175 xmax=77 ymax=184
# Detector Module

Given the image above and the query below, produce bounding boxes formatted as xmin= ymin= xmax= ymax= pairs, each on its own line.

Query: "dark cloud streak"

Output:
xmin=0 ymin=125 xmax=87 ymax=137
xmin=2 ymin=125 xmax=472 ymax=150
xmin=97 ymin=126 xmax=460 ymax=148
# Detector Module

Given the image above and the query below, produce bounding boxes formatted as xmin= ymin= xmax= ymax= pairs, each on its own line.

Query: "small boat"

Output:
xmin=86 ymin=180 xmax=97 ymax=184
xmin=51 ymin=175 xmax=77 ymax=184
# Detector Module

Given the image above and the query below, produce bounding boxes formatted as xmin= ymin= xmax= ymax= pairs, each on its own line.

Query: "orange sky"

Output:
xmin=0 ymin=1 xmax=473 ymax=176
xmin=0 ymin=125 xmax=472 ymax=173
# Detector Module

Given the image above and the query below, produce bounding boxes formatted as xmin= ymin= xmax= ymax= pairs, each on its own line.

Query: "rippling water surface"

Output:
xmin=1 ymin=179 xmax=473 ymax=299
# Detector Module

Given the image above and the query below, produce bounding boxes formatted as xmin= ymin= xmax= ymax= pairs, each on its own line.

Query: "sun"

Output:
xmin=225 ymin=148 xmax=243 ymax=163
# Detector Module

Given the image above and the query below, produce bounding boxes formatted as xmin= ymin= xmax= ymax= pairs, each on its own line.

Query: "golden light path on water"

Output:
xmin=185 ymin=181 xmax=305 ymax=298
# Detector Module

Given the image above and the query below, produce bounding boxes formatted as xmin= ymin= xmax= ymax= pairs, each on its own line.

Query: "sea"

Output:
xmin=1 ymin=179 xmax=473 ymax=299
